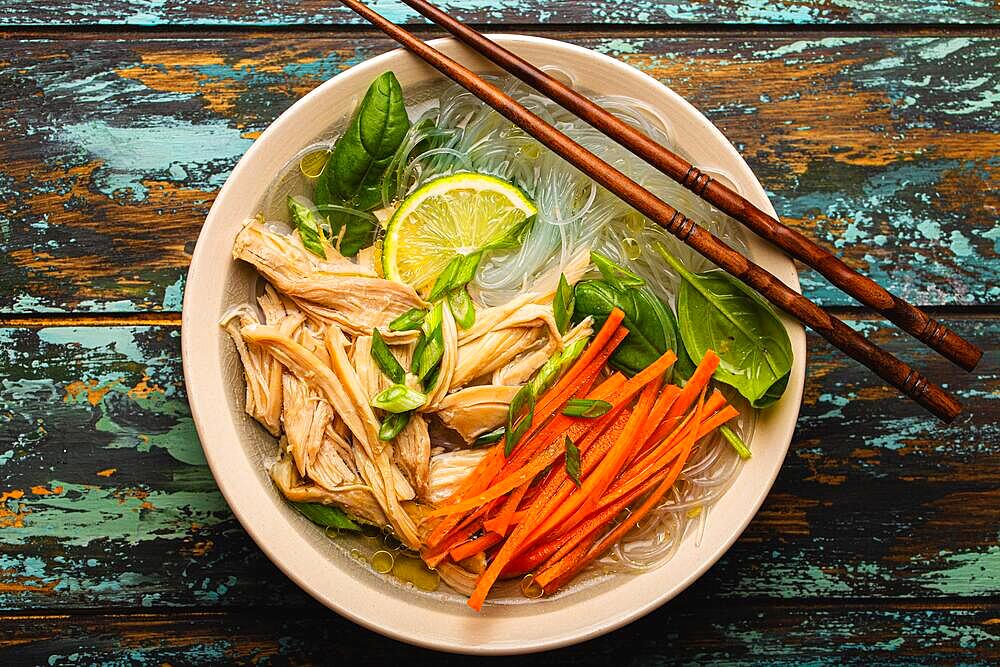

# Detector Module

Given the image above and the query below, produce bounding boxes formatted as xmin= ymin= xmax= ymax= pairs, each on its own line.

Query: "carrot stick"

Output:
xmin=649 ymin=388 xmax=726 ymax=445
xmin=542 ymin=389 xmax=708 ymax=594
xmin=627 ymin=384 xmax=680 ymax=465
xmin=449 ymin=531 xmax=503 ymax=563
xmin=661 ymin=349 xmax=719 ymax=425
xmin=483 ymin=482 xmax=530 ymax=536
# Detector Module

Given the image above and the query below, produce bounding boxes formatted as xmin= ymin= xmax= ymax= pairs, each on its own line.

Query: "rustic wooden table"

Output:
xmin=1 ymin=1 xmax=998 ymax=663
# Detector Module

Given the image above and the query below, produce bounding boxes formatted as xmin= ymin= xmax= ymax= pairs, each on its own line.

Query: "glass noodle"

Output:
xmin=266 ymin=69 xmax=757 ymax=578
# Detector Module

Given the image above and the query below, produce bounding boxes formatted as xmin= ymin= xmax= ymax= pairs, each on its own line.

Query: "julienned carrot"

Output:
xmin=484 ymin=481 xmax=529 ymax=536
xmin=425 ymin=320 xmax=628 ymax=549
xmin=425 ymin=380 xmax=635 ymax=520
xmin=519 ymin=410 xmax=631 ymax=547
xmin=662 ymin=350 xmax=719 ymax=425
xmin=627 ymin=384 xmax=680 ymax=465
xmin=649 ymin=388 xmax=726 ymax=445
xmin=540 ymin=389 xmax=708 ymax=594
xmin=449 ymin=531 xmax=503 ymax=563
xmin=696 ymin=404 xmax=739 ymax=436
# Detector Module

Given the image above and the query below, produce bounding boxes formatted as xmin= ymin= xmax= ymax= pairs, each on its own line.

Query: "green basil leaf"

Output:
xmin=389 ymin=308 xmax=426 ymax=332
xmin=371 ymin=328 xmax=405 ymax=384
xmin=505 ymin=384 xmax=535 ymax=456
xmin=379 ymin=411 xmax=411 ymax=441
xmin=448 ymin=288 xmax=476 ymax=329
xmin=315 ymin=71 xmax=410 ymax=255
xmin=657 ymin=243 xmax=792 ymax=408
xmin=428 ymin=255 xmax=462 ymax=302
xmin=562 ymin=398 xmax=612 ymax=418
xmin=591 ymin=250 xmax=644 ymax=290
xmin=720 ymin=425 xmax=752 ymax=459
xmin=572 ymin=280 xmax=676 ymax=378
xmin=291 ymin=502 xmax=360 ymax=531
xmin=287 ymin=195 xmax=327 ymax=259
xmin=553 ymin=272 xmax=575 ymax=335
xmin=372 ymin=383 xmax=427 ymax=413
xmin=564 ymin=436 xmax=582 ymax=487
xmin=473 ymin=426 xmax=505 ymax=448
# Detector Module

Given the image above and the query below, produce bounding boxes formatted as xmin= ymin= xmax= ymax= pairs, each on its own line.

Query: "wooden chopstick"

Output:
xmin=338 ymin=0 xmax=962 ymax=422
xmin=399 ymin=0 xmax=982 ymax=374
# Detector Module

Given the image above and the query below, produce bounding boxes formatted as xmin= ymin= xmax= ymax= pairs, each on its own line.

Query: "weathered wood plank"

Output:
xmin=1 ymin=35 xmax=997 ymax=312
xmin=2 ymin=604 xmax=998 ymax=664
xmin=1 ymin=318 xmax=996 ymax=611
xmin=0 ymin=0 xmax=997 ymax=27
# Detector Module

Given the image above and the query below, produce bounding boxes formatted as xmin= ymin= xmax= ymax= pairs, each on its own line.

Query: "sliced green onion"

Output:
xmin=415 ymin=325 xmax=444 ymax=381
xmin=562 ymin=398 xmax=612 ymax=418
xmin=379 ymin=411 xmax=411 ymax=441
xmin=410 ymin=332 xmax=427 ymax=375
xmin=591 ymin=250 xmax=644 ymax=289
xmin=290 ymin=502 xmax=359 ymax=531
xmin=473 ymin=426 xmax=505 ymax=447
xmin=448 ymin=288 xmax=476 ymax=329
xmin=389 ymin=308 xmax=426 ymax=332
xmin=371 ymin=328 xmax=404 ymax=384
xmin=372 ymin=384 xmax=427 ymax=413
xmin=720 ymin=425 xmax=752 ymax=459
xmin=428 ymin=255 xmax=463 ymax=301
xmin=423 ymin=363 xmax=441 ymax=392
xmin=505 ymin=384 xmax=535 ymax=456
xmin=527 ymin=336 xmax=589 ymax=399
xmin=452 ymin=250 xmax=483 ymax=289
xmin=553 ymin=272 xmax=574 ymax=335
xmin=564 ymin=436 xmax=582 ymax=487
xmin=422 ymin=301 xmax=444 ymax=336
xmin=287 ymin=195 xmax=327 ymax=259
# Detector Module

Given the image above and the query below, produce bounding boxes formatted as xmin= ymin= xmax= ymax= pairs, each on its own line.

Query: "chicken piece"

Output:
xmin=434 ymin=385 xmax=521 ymax=442
xmin=234 ymin=219 xmax=427 ymax=336
xmin=220 ymin=305 xmax=283 ymax=436
xmin=281 ymin=374 xmax=333 ymax=478
xmin=427 ymin=448 xmax=490 ymax=505
xmin=309 ymin=436 xmax=359 ymax=490
xmin=394 ymin=413 xmax=431 ymax=501
xmin=270 ymin=454 xmax=386 ymax=526
xmin=492 ymin=316 xmax=594 ymax=386
xmin=451 ymin=326 xmax=544 ymax=389
xmin=240 ymin=323 xmax=421 ymax=548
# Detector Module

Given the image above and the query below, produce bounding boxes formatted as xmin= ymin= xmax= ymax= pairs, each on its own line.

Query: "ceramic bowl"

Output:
xmin=182 ymin=34 xmax=806 ymax=654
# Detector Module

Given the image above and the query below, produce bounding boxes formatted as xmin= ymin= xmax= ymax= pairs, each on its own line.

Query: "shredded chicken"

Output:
xmin=270 ymin=454 xmax=386 ymax=526
xmin=427 ymin=448 xmax=490 ymax=505
xmin=220 ymin=305 xmax=283 ymax=436
xmin=435 ymin=385 xmax=521 ymax=442
xmin=492 ymin=316 xmax=594 ymax=386
xmin=234 ymin=219 xmax=427 ymax=335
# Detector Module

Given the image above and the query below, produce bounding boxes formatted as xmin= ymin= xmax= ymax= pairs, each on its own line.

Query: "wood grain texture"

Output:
xmin=1 ymin=34 xmax=997 ymax=313
xmin=1 ymin=0 xmax=998 ymax=27
xmin=2 ymin=603 xmax=999 ymax=664
xmin=1 ymin=318 xmax=996 ymax=613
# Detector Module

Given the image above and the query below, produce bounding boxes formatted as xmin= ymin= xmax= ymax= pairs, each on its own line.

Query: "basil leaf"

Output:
xmin=371 ymin=328 xmax=404 ymax=384
xmin=428 ymin=255 xmax=462 ymax=302
xmin=389 ymin=308 xmax=426 ymax=332
xmin=657 ymin=243 xmax=792 ymax=408
xmin=379 ymin=411 xmax=411 ymax=441
xmin=720 ymin=425 xmax=752 ymax=459
xmin=448 ymin=288 xmax=476 ymax=329
xmin=564 ymin=436 xmax=582 ymax=487
xmin=372 ymin=383 xmax=427 ymax=413
xmin=562 ymin=398 xmax=612 ymax=418
xmin=591 ymin=250 xmax=644 ymax=290
xmin=505 ymin=384 xmax=535 ymax=456
xmin=315 ymin=71 xmax=410 ymax=255
xmin=473 ymin=426 xmax=505 ymax=447
xmin=572 ymin=280 xmax=677 ymax=378
xmin=291 ymin=502 xmax=360 ymax=531
xmin=287 ymin=195 xmax=327 ymax=259
xmin=553 ymin=272 xmax=575 ymax=335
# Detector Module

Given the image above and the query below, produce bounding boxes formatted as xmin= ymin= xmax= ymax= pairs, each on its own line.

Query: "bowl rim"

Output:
xmin=182 ymin=33 xmax=806 ymax=655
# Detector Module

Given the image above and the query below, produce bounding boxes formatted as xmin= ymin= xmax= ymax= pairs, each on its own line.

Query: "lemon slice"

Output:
xmin=382 ymin=173 xmax=537 ymax=293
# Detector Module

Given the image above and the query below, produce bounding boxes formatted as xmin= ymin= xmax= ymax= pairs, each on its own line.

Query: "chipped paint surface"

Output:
xmin=0 ymin=0 xmax=998 ymax=26
xmin=1 ymin=36 xmax=997 ymax=312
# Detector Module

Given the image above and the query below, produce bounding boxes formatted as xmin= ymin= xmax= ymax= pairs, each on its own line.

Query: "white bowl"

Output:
xmin=182 ymin=35 xmax=806 ymax=654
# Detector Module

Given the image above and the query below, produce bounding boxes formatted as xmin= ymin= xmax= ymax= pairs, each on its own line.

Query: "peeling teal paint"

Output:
xmin=923 ymin=545 xmax=1000 ymax=596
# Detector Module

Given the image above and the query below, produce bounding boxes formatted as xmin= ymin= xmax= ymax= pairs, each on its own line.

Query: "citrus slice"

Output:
xmin=382 ymin=173 xmax=537 ymax=293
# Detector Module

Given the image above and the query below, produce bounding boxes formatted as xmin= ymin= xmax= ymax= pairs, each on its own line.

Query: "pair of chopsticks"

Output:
xmin=340 ymin=0 xmax=981 ymax=421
